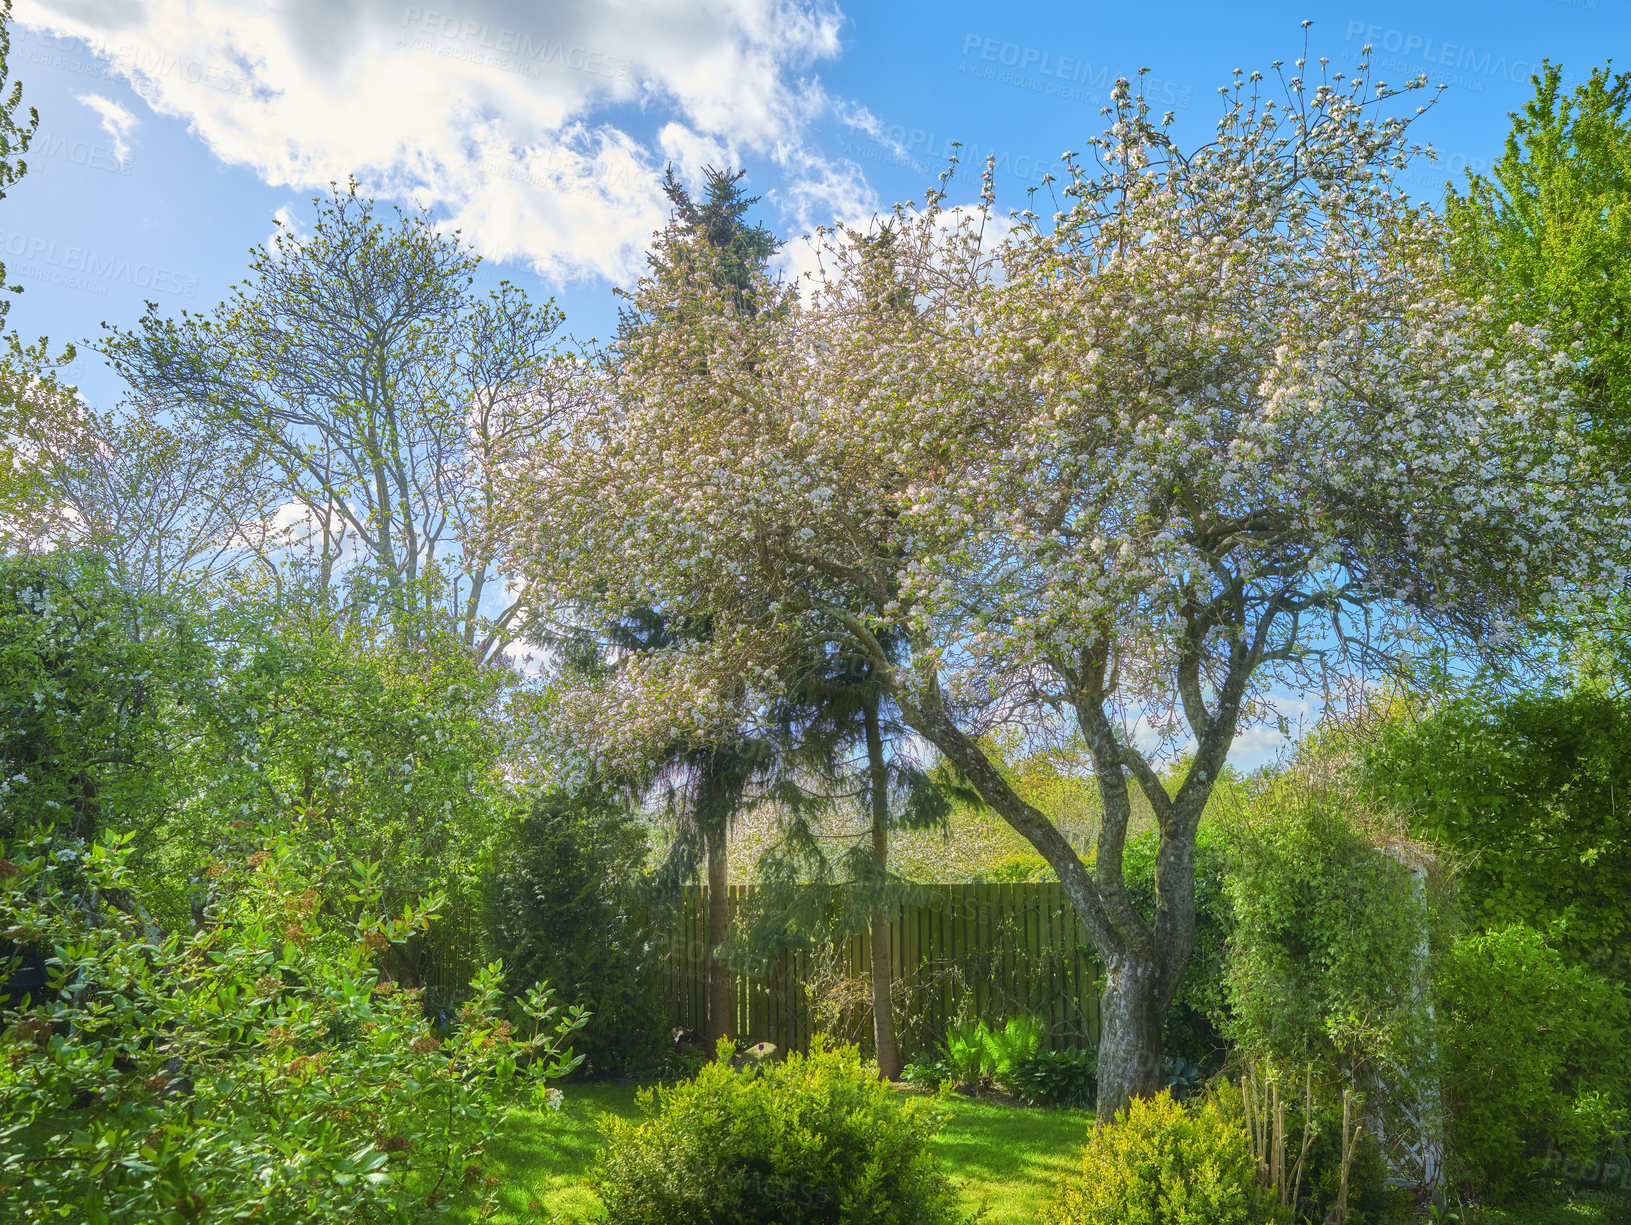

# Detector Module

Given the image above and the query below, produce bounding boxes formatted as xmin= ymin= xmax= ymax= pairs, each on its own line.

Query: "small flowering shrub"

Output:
xmin=0 ymin=826 xmax=584 ymax=1224
xmin=592 ymin=1037 xmax=966 ymax=1225
xmin=1046 ymin=1089 xmax=1270 ymax=1225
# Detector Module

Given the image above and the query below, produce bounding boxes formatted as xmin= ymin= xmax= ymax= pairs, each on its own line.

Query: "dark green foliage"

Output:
xmin=725 ymin=635 xmax=959 ymax=969
xmin=1437 ymin=924 xmax=1631 ymax=1201
xmin=1006 ymin=1047 xmax=1097 ymax=1110
xmin=633 ymin=1043 xmax=710 ymax=1086
xmin=641 ymin=165 xmax=781 ymax=319
xmin=485 ymin=786 xmax=668 ymax=1075
xmin=592 ymin=1038 xmax=966 ymax=1225
xmin=900 ymin=1054 xmax=952 ymax=1088
xmin=1161 ymin=1056 xmax=1204 ymax=1101
xmin=1367 ymin=689 xmax=1631 ymax=973
xmin=1296 ymin=1112 xmax=1394 ymax=1225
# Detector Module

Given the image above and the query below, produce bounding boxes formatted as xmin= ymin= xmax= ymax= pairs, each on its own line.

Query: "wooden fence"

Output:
xmin=662 ymin=883 xmax=1103 ymax=1057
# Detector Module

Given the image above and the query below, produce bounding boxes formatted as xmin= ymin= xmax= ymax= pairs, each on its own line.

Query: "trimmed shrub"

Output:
xmin=592 ymin=1037 xmax=966 ymax=1225
xmin=1046 ymin=1089 xmax=1269 ymax=1225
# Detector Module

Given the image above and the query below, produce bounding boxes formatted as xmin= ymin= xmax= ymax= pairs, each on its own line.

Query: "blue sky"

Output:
xmin=5 ymin=0 xmax=1624 ymax=410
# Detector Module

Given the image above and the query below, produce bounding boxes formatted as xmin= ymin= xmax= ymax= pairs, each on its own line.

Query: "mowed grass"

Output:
xmin=461 ymin=1080 xmax=1093 ymax=1224
xmin=929 ymin=1093 xmax=1092 ymax=1222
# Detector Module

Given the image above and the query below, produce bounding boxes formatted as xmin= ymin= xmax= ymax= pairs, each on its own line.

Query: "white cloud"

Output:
xmin=19 ymin=0 xmax=859 ymax=284
xmin=264 ymin=203 xmax=302 ymax=256
xmin=75 ymin=92 xmax=136 ymax=162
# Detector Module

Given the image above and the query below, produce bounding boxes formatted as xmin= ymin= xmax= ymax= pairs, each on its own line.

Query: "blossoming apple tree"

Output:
xmin=496 ymin=59 xmax=1628 ymax=1119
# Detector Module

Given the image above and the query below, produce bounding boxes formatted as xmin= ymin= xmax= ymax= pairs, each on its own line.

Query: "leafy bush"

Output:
xmin=1223 ymin=782 xmax=1431 ymax=1082
xmin=0 ymin=551 xmax=201 ymax=851
xmin=634 ymin=1041 xmax=710 ymax=1086
xmin=1006 ymin=1047 xmax=1096 ymax=1109
xmin=0 ymin=826 xmax=583 ymax=1224
xmin=484 ymin=785 xmax=668 ymax=1074
xmin=1045 ymin=1089 xmax=1270 ymax=1225
xmin=0 ymin=558 xmax=517 ymax=946
xmin=1438 ymin=923 xmax=1631 ymax=1201
xmin=900 ymin=1052 xmax=952 ymax=1088
xmin=1367 ymin=689 xmax=1631 ymax=974
xmin=592 ymin=1037 xmax=965 ymax=1224
xmin=185 ymin=592 xmax=514 ymax=934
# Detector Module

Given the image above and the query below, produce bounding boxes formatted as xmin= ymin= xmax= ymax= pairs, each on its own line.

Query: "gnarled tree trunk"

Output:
xmin=891 ymin=659 xmax=1228 ymax=1124
xmin=1096 ymin=952 xmax=1167 ymax=1114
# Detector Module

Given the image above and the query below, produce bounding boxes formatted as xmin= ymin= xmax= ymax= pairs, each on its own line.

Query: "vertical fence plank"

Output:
xmin=671 ymin=883 xmax=1104 ymax=1058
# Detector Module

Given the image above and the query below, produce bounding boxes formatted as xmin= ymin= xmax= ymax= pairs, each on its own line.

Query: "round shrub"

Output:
xmin=592 ymin=1038 xmax=965 ymax=1225
xmin=1046 ymin=1090 xmax=1269 ymax=1225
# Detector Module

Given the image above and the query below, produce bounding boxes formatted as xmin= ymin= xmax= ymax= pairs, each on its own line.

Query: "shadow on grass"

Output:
xmin=929 ymin=1096 xmax=1090 ymax=1224
xmin=464 ymin=1082 xmax=644 ymax=1223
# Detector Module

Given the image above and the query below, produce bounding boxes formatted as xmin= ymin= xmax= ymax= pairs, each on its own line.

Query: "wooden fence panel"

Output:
xmin=662 ymin=882 xmax=1103 ymax=1057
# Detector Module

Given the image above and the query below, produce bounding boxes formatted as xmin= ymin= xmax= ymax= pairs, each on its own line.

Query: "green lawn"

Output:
xmin=463 ymin=1081 xmax=1093 ymax=1223
xmin=463 ymin=1085 xmax=1631 ymax=1224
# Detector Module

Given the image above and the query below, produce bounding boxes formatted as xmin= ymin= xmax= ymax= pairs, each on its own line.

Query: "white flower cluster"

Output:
xmin=494 ymin=59 xmax=1628 ymax=766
